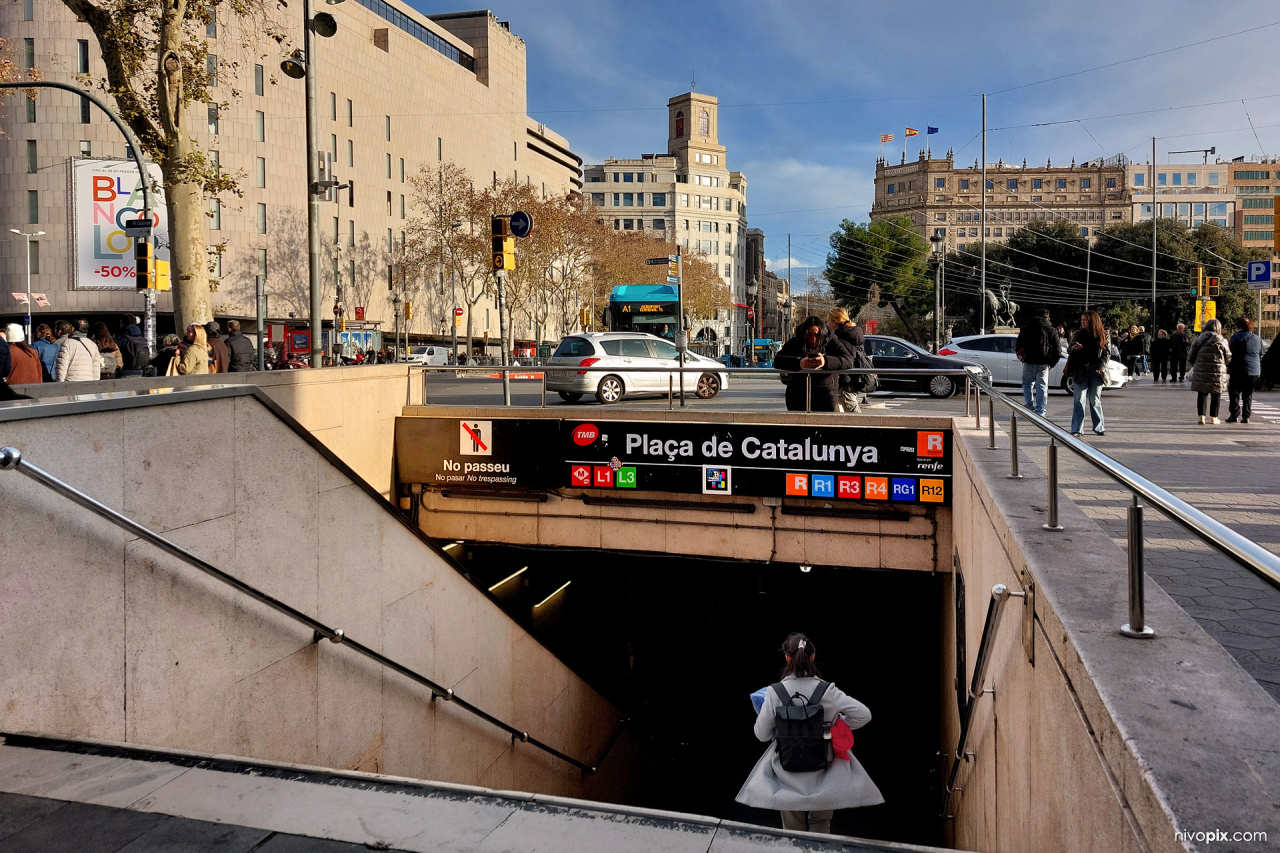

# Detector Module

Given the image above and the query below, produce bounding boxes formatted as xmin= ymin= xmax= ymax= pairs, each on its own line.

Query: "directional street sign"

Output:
xmin=123 ymin=219 xmax=152 ymax=238
xmin=645 ymin=257 xmax=669 ymax=266
xmin=669 ymin=254 xmax=678 ymax=262
xmin=1247 ymin=260 xmax=1272 ymax=290
xmin=666 ymin=276 xmax=680 ymax=284
xmin=509 ymin=210 xmax=534 ymax=238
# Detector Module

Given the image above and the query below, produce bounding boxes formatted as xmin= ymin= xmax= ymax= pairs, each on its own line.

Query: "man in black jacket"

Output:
xmin=1168 ymin=323 xmax=1191 ymax=381
xmin=118 ymin=324 xmax=151 ymax=377
xmin=224 ymin=320 xmax=257 ymax=371
xmin=1015 ymin=308 xmax=1061 ymax=416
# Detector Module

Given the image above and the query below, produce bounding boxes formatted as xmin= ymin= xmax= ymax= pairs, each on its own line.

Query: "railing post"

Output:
xmin=1043 ymin=439 xmax=1064 ymax=531
xmin=965 ymin=376 xmax=972 ymax=417
xmin=540 ymin=370 xmax=546 ymax=408
xmin=987 ymin=397 xmax=996 ymax=449
xmin=1121 ymin=495 xmax=1155 ymax=638
xmin=421 ymin=367 xmax=428 ymax=406
xmin=805 ymin=373 xmax=812 ymax=413
xmin=974 ymin=384 xmax=982 ymax=431
xmin=1008 ymin=412 xmax=1021 ymax=478
xmin=668 ymin=373 xmax=674 ymax=411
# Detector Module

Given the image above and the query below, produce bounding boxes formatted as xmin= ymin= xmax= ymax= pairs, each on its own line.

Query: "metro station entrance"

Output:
xmin=456 ymin=543 xmax=946 ymax=848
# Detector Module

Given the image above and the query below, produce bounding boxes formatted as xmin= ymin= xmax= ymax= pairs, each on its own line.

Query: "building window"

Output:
xmin=256 ymin=203 xmax=267 ymax=234
xmin=1172 ymin=173 xmax=1182 ymax=186
xmin=613 ymin=219 xmax=620 ymax=230
xmin=255 ymin=157 xmax=266 ymax=187
xmin=652 ymin=192 xmax=666 ymax=206
xmin=698 ymin=109 xmax=709 ymax=136
xmin=1106 ymin=177 xmax=1116 ymax=188
xmin=936 ymin=178 xmax=946 ymax=189
xmin=400 ymin=194 xmax=405 ymax=219
xmin=1209 ymin=172 xmax=1220 ymax=186
xmin=206 ymin=7 xmax=217 ymax=36
xmin=27 ymin=190 xmax=39 ymax=224
xmin=207 ymin=54 xmax=218 ymax=87
xmin=1032 ymin=178 xmax=1042 ymax=189
xmin=79 ymin=140 xmax=91 ymax=156
xmin=681 ymin=193 xmax=689 ymax=206
xmin=347 ymin=139 xmax=353 ymax=167
xmin=437 ymin=138 xmax=442 ymax=161
xmin=77 ymin=39 xmax=89 ymax=73
xmin=724 ymin=263 xmax=732 ymax=277
xmin=27 ymin=240 xmax=40 ymax=274
xmin=611 ymin=193 xmax=620 ymax=206
xmin=209 ymin=199 xmax=221 ymax=230
xmin=1186 ymin=172 xmax=1197 ymax=186
xmin=254 ymin=64 xmax=264 ymax=96
xmin=348 ymin=220 xmax=355 ymax=247
xmin=207 ymin=103 xmax=219 ymax=134
xmin=386 ymin=191 xmax=392 ymax=216
xmin=985 ymin=179 xmax=994 ymax=190
xmin=623 ymin=218 xmax=634 ymax=230
xmin=399 ymin=158 xmax=405 ymax=182
xmin=1055 ymin=178 xmax=1066 ymax=189
xmin=256 ymin=248 xmax=267 ymax=278
xmin=623 ymin=193 xmax=634 ymax=206
xmin=675 ymin=111 xmax=684 ymax=137
xmin=959 ymin=179 xmax=969 ymax=190
xmin=22 ymin=0 xmax=32 ymax=20
xmin=385 ymin=153 xmax=391 ymax=178
xmin=612 ymin=173 xmax=620 ymax=182
xmin=1031 ymin=195 xmax=1042 ymax=202
xmin=387 ymin=228 xmax=393 ymax=251
xmin=591 ymin=193 xmax=605 ymax=206
xmin=27 ymin=98 xmax=36 ymax=123
xmin=329 ymin=92 xmax=337 ymax=120
xmin=80 ymin=96 xmax=91 ymax=124
xmin=385 ymin=115 xmax=391 ymax=141
xmin=623 ymin=172 xmax=634 ymax=183
xmin=1082 ymin=178 xmax=1092 ymax=188
xmin=886 ymin=184 xmax=895 ymax=195
xmin=26 ymin=140 xmax=37 ymax=174
xmin=254 ymin=110 xmax=264 ymax=141
xmin=1007 ymin=179 xmax=1017 ymax=190
xmin=346 ymin=98 xmax=353 ymax=126
xmin=654 ymin=219 xmax=665 ymax=229
xmin=24 ymin=38 xmax=34 ymax=71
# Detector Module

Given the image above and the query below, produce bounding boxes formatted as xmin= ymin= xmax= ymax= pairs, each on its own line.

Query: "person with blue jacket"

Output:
xmin=32 ymin=324 xmax=58 ymax=381
xmin=1227 ymin=317 xmax=1263 ymax=424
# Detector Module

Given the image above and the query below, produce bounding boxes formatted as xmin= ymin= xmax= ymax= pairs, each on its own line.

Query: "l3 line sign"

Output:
xmin=395 ymin=417 xmax=952 ymax=505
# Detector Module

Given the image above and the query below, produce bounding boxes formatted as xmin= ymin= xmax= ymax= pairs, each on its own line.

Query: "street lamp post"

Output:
xmin=8 ymin=229 xmax=44 ymax=341
xmin=929 ymin=232 xmax=944 ymax=352
xmin=392 ymin=294 xmax=402 ymax=362
xmin=746 ymin=278 xmax=758 ymax=366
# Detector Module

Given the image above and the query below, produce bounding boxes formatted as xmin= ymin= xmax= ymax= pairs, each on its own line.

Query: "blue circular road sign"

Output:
xmin=510 ymin=210 xmax=533 ymax=238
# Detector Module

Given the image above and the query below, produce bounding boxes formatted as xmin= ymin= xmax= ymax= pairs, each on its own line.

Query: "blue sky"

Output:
xmin=415 ymin=0 xmax=1280 ymax=289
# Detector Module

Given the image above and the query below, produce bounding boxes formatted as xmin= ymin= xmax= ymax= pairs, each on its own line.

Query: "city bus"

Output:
xmin=604 ymin=284 xmax=680 ymax=339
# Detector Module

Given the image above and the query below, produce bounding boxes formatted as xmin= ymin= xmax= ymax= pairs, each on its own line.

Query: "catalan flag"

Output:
xmin=880 ymin=133 xmax=893 ymax=143
xmin=905 ymin=127 xmax=919 ymax=137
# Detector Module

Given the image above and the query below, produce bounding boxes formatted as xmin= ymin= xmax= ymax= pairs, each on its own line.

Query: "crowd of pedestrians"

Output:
xmin=1 ymin=315 xmax=264 ymax=393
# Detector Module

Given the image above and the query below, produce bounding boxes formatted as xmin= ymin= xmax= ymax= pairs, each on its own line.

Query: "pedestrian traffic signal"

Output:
xmin=1206 ymin=276 xmax=1220 ymax=297
xmin=491 ymin=217 xmax=515 ymax=271
xmin=404 ymin=300 xmax=413 ymax=320
xmin=135 ymin=239 xmax=154 ymax=290
xmin=155 ymin=259 xmax=170 ymax=291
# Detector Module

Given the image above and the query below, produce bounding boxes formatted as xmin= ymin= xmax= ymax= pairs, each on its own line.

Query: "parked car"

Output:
xmin=547 ymin=332 xmax=729 ymax=403
xmin=864 ymin=335 xmax=988 ymax=397
xmin=939 ymin=334 xmax=1128 ymax=393
xmin=403 ymin=345 xmax=450 ymax=366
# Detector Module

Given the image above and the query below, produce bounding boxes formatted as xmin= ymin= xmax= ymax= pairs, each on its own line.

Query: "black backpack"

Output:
xmin=850 ymin=344 xmax=879 ymax=393
xmin=771 ymin=681 xmax=832 ymax=772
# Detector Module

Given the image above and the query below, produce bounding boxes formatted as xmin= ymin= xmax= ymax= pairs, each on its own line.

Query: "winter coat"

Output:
xmin=207 ymin=337 xmax=230 ymax=373
xmin=830 ymin=324 xmax=868 ymax=391
xmin=1150 ymin=337 xmax=1172 ymax=362
xmin=151 ymin=346 xmax=180 ymax=376
xmin=1189 ymin=331 xmax=1230 ymax=394
xmin=7 ymin=341 xmax=43 ymax=385
xmin=0 ymin=339 xmax=9 ymax=380
xmin=1169 ymin=330 xmax=1192 ymax=359
xmin=774 ymin=330 xmax=855 ymax=412
xmin=98 ymin=345 xmax=122 ymax=380
xmin=119 ymin=333 xmax=151 ymax=372
xmin=55 ymin=333 xmax=102 ymax=382
xmin=736 ymin=676 xmax=884 ymax=812
xmin=1228 ymin=330 xmax=1262 ymax=378
xmin=225 ymin=332 xmax=258 ymax=371
xmin=177 ymin=343 xmax=210 ymax=375
xmin=1122 ymin=333 xmax=1146 ymax=358
xmin=1064 ymin=330 xmax=1108 ymax=382
xmin=33 ymin=339 xmax=58 ymax=381
xmin=1015 ymin=319 xmax=1062 ymax=366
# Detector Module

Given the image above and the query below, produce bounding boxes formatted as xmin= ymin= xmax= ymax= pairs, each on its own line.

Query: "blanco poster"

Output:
xmin=70 ymin=158 xmax=169 ymax=290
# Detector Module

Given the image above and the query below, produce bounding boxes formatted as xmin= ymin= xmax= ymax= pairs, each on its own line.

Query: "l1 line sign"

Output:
xmin=396 ymin=417 xmax=952 ymax=505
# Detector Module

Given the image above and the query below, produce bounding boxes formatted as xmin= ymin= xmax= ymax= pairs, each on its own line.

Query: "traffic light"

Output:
xmin=1206 ymin=276 xmax=1220 ymax=298
xmin=135 ymin=239 xmax=154 ymax=290
xmin=491 ymin=217 xmax=515 ymax=271
xmin=404 ymin=301 xmax=413 ymax=320
xmin=1189 ymin=265 xmax=1203 ymax=297
xmin=338 ymin=317 xmax=347 ymax=332
xmin=156 ymin=259 xmax=170 ymax=291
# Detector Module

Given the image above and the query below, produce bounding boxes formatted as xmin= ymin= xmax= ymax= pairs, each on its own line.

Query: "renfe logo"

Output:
xmin=917 ymin=431 xmax=945 ymax=458
xmin=572 ymin=424 xmax=599 ymax=446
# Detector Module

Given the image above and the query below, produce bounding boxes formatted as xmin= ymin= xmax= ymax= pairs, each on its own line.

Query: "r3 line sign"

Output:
xmin=397 ymin=417 xmax=952 ymax=505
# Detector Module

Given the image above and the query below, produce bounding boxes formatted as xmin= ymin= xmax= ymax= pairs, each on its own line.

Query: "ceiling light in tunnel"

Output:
xmin=488 ymin=566 xmax=528 ymax=592
xmin=800 ymin=565 xmax=812 ymax=573
xmin=534 ymin=581 xmax=571 ymax=609
xmin=442 ymin=541 xmax=463 ymax=552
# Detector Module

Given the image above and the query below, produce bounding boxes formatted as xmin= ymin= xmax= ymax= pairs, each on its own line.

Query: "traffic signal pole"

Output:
xmin=496 ymin=270 xmax=510 ymax=405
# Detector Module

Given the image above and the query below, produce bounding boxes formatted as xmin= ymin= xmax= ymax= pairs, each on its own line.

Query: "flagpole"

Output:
xmin=980 ymin=94 xmax=987 ymax=334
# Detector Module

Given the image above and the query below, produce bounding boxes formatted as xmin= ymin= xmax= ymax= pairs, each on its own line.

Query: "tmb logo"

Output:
xmin=572 ymin=423 xmax=599 ymax=446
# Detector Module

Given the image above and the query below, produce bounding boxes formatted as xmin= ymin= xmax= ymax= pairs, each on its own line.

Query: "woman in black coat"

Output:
xmin=774 ymin=316 xmax=855 ymax=412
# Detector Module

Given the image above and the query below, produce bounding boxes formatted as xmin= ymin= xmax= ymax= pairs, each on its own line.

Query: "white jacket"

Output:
xmin=55 ymin=334 xmax=102 ymax=382
xmin=735 ymin=676 xmax=884 ymax=811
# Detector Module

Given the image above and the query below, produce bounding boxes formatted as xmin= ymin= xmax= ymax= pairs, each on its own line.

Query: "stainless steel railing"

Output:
xmin=0 ymin=446 xmax=624 ymax=775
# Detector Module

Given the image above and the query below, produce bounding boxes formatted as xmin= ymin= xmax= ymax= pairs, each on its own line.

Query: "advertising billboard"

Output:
xmin=69 ymin=158 xmax=168 ymax=290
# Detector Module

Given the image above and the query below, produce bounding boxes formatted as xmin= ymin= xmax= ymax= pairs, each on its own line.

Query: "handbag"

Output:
xmin=165 ymin=350 xmax=180 ymax=377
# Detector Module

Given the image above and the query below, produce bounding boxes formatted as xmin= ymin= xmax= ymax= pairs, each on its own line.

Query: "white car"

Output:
xmin=939 ymin=334 xmax=1128 ymax=393
xmin=403 ymin=345 xmax=450 ymax=366
xmin=546 ymin=332 xmax=729 ymax=403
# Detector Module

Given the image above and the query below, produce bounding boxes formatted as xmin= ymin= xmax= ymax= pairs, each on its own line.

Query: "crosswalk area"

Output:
xmin=1249 ymin=399 xmax=1280 ymax=424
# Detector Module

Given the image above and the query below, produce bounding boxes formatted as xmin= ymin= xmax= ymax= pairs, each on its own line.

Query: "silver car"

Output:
xmin=940 ymin=334 xmax=1128 ymax=393
xmin=546 ymin=332 xmax=729 ymax=404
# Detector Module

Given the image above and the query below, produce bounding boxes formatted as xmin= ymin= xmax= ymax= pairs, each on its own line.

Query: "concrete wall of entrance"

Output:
xmin=0 ymin=389 xmax=631 ymax=803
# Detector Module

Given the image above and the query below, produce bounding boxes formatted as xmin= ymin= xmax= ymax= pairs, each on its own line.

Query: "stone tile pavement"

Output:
xmin=1007 ymin=378 xmax=1280 ymax=701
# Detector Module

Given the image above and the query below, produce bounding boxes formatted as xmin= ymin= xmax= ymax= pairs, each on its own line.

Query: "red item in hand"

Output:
xmin=831 ymin=717 xmax=854 ymax=760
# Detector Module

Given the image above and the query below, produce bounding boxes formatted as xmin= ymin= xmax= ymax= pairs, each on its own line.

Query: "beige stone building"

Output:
xmin=582 ymin=92 xmax=750 ymax=354
xmin=1225 ymin=158 xmax=1280 ymax=327
xmin=1126 ymin=161 xmax=1235 ymax=231
xmin=2 ymin=0 xmax=581 ymax=352
xmin=871 ymin=151 xmax=1129 ymax=252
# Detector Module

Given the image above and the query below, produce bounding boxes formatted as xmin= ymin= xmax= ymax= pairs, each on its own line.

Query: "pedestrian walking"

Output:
xmin=1015 ymin=308 xmax=1061 ymax=416
xmin=775 ymin=316 xmax=855 ymax=412
xmin=1169 ymin=323 xmax=1191 ymax=382
xmin=177 ymin=323 xmax=210 ymax=375
xmin=1189 ymin=318 xmax=1230 ymax=425
xmin=1066 ymin=310 xmax=1109 ymax=437
xmin=1226 ymin=317 xmax=1262 ymax=424
xmin=825 ymin=308 xmax=867 ymax=414
xmin=55 ymin=319 xmax=102 ymax=382
xmin=3 ymin=325 xmax=43 ymax=385
xmin=32 ymin=324 xmax=57 ymax=382
xmin=205 ymin=321 xmax=230 ymax=373
xmin=224 ymin=320 xmax=257 ymax=371
xmin=1138 ymin=325 xmax=1151 ymax=375
xmin=92 ymin=322 xmax=123 ymax=379
xmin=1150 ymin=330 xmax=1171 ymax=381
xmin=118 ymin=324 xmax=150 ymax=377
xmin=736 ymin=633 xmax=883 ymax=834
xmin=1122 ymin=325 xmax=1145 ymax=377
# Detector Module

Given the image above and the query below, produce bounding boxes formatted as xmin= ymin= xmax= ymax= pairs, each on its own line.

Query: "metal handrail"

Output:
xmin=968 ymin=375 xmax=1280 ymax=592
xmin=0 ymin=446 xmax=622 ymax=775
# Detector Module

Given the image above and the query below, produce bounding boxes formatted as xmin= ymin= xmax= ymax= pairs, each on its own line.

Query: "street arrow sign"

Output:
xmin=666 ymin=276 xmax=680 ymax=284
xmin=509 ymin=210 xmax=533 ymax=238
xmin=1247 ymin=260 xmax=1271 ymax=290
xmin=669 ymin=254 xmax=678 ymax=261
xmin=645 ymin=257 xmax=669 ymax=265
xmin=123 ymin=219 xmax=152 ymax=238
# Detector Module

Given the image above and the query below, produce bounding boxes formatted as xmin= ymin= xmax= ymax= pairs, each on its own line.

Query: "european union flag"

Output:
xmin=927 ymin=126 xmax=939 ymax=134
